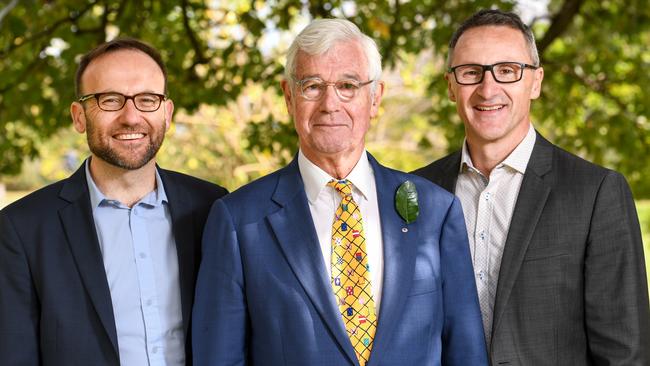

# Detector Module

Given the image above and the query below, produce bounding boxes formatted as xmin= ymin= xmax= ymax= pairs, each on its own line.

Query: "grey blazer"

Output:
xmin=413 ymin=132 xmax=650 ymax=366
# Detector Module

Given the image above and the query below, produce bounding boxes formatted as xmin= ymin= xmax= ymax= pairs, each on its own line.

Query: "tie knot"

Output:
xmin=328 ymin=179 xmax=353 ymax=197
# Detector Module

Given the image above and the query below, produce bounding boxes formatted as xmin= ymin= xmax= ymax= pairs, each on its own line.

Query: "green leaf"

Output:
xmin=395 ymin=180 xmax=419 ymax=224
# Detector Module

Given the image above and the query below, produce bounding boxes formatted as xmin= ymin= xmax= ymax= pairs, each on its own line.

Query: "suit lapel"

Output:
xmin=437 ymin=152 xmax=461 ymax=193
xmin=58 ymin=166 xmax=119 ymax=354
xmin=159 ymin=169 xmax=195 ymax=337
xmin=365 ymin=155 xmax=418 ymax=365
xmin=267 ymin=160 xmax=358 ymax=365
xmin=491 ymin=134 xmax=553 ymax=340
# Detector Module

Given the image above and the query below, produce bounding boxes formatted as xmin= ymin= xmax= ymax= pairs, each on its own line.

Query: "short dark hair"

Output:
xmin=447 ymin=9 xmax=540 ymax=67
xmin=75 ymin=37 xmax=167 ymax=97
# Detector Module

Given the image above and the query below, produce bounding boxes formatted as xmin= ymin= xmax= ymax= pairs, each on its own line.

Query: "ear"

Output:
xmin=530 ymin=66 xmax=544 ymax=100
xmin=445 ymin=73 xmax=456 ymax=102
xmin=370 ymin=81 xmax=385 ymax=118
xmin=70 ymin=102 xmax=87 ymax=133
xmin=163 ymin=98 xmax=174 ymax=131
xmin=281 ymin=79 xmax=294 ymax=116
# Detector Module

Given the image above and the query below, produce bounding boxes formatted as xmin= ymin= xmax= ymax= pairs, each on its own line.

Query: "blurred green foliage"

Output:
xmin=0 ymin=0 xmax=649 ymax=197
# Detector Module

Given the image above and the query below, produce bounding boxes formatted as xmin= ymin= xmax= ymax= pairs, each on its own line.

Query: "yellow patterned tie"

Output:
xmin=328 ymin=179 xmax=377 ymax=366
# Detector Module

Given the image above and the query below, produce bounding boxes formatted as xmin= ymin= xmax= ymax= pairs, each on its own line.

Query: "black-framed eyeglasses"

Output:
xmin=293 ymin=77 xmax=374 ymax=102
xmin=78 ymin=92 xmax=167 ymax=112
xmin=447 ymin=62 xmax=539 ymax=85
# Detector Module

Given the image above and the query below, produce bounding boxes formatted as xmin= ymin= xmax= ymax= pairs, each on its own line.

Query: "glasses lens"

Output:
xmin=301 ymin=79 xmax=325 ymax=100
xmin=493 ymin=63 xmax=523 ymax=82
xmin=335 ymin=80 xmax=360 ymax=100
xmin=134 ymin=93 xmax=162 ymax=111
xmin=454 ymin=65 xmax=484 ymax=84
xmin=97 ymin=93 xmax=125 ymax=111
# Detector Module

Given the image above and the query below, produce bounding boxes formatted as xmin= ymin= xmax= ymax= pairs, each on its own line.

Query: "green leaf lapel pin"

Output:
xmin=395 ymin=180 xmax=419 ymax=224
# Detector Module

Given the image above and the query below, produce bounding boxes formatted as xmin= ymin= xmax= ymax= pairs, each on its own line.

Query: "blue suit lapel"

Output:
xmin=266 ymin=159 xmax=358 ymax=365
xmin=58 ymin=167 xmax=119 ymax=355
xmin=365 ymin=155 xmax=418 ymax=365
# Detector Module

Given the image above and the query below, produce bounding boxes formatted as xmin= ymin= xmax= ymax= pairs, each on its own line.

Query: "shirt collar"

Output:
xmin=298 ymin=149 xmax=374 ymax=204
xmin=459 ymin=123 xmax=536 ymax=175
xmin=85 ymin=158 xmax=168 ymax=209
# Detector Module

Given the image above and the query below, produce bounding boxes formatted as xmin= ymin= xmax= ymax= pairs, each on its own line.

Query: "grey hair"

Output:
xmin=285 ymin=18 xmax=382 ymax=94
xmin=447 ymin=9 xmax=540 ymax=68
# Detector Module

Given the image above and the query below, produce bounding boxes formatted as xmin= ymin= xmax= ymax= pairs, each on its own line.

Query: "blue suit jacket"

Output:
xmin=192 ymin=154 xmax=487 ymax=366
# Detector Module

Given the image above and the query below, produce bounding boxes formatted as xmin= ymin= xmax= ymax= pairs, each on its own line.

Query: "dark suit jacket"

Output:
xmin=0 ymin=163 xmax=227 ymax=366
xmin=192 ymin=154 xmax=488 ymax=366
xmin=413 ymin=133 xmax=650 ymax=365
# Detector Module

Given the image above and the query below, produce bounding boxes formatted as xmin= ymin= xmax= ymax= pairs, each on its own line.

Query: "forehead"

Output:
xmin=81 ymin=49 xmax=165 ymax=93
xmin=452 ymin=25 xmax=532 ymax=65
xmin=294 ymin=40 xmax=368 ymax=80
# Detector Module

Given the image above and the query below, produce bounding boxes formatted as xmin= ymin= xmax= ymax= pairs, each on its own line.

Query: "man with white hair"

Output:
xmin=192 ymin=18 xmax=487 ymax=366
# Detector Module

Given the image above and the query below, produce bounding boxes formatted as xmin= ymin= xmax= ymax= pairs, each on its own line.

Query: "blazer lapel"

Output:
xmin=267 ymin=160 xmax=358 ymax=365
xmin=159 ymin=169 xmax=195 ymax=337
xmin=58 ymin=166 xmax=119 ymax=354
xmin=437 ymin=152 xmax=461 ymax=193
xmin=365 ymin=155 xmax=418 ymax=365
xmin=491 ymin=134 xmax=553 ymax=341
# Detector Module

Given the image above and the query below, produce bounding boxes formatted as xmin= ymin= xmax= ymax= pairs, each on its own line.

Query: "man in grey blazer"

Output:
xmin=413 ymin=9 xmax=650 ymax=365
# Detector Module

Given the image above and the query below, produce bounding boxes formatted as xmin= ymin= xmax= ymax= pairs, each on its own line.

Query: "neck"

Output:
xmin=88 ymin=156 xmax=158 ymax=208
xmin=302 ymin=148 xmax=364 ymax=180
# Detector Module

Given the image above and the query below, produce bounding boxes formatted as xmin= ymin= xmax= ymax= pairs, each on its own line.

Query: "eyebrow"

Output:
xmin=296 ymin=72 xmax=363 ymax=81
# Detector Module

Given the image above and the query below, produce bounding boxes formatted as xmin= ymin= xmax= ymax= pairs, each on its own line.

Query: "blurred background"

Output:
xmin=0 ymin=0 xmax=648 ymax=286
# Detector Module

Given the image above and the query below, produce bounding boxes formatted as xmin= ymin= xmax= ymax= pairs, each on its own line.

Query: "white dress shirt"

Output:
xmin=298 ymin=150 xmax=385 ymax=312
xmin=455 ymin=124 xmax=536 ymax=347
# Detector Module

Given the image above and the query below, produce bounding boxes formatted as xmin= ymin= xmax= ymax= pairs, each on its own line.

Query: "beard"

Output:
xmin=85 ymin=113 xmax=165 ymax=170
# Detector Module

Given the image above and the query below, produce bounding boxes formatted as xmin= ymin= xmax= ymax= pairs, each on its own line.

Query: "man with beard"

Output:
xmin=0 ymin=38 xmax=228 ymax=366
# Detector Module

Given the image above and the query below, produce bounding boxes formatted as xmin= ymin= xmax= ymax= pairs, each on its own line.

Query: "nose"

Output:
xmin=119 ymin=98 xmax=140 ymax=124
xmin=475 ymin=69 xmax=500 ymax=99
xmin=319 ymin=84 xmax=341 ymax=113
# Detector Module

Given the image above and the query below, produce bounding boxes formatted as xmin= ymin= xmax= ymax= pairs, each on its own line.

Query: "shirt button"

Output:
xmin=139 ymin=253 xmax=147 ymax=259
xmin=476 ymin=270 xmax=487 ymax=281
xmin=146 ymin=299 xmax=153 ymax=306
xmin=152 ymin=346 xmax=159 ymax=354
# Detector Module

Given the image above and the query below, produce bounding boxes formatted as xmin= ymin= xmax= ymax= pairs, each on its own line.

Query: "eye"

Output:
xmin=302 ymin=80 xmax=324 ymax=91
xmin=496 ymin=64 xmax=519 ymax=75
xmin=337 ymin=81 xmax=360 ymax=90
xmin=137 ymin=95 xmax=158 ymax=105
xmin=99 ymin=94 xmax=123 ymax=105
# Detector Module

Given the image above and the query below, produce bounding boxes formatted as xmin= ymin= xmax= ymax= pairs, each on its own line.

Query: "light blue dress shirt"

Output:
xmin=86 ymin=162 xmax=184 ymax=366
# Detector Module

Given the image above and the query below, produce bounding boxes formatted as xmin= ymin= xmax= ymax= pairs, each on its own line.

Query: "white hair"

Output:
xmin=285 ymin=18 xmax=382 ymax=94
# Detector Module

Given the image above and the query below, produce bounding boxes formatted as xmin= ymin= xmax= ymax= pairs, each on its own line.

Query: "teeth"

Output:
xmin=115 ymin=133 xmax=144 ymax=140
xmin=476 ymin=105 xmax=503 ymax=111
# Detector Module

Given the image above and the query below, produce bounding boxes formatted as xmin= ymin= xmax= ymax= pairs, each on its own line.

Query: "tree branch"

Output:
xmin=537 ymin=0 xmax=585 ymax=59
xmin=0 ymin=1 xmax=96 ymax=59
xmin=0 ymin=0 xmax=19 ymax=28
xmin=181 ymin=0 xmax=208 ymax=68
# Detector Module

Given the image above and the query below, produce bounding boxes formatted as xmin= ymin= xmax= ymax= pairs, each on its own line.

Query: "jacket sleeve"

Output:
xmin=192 ymin=199 xmax=249 ymax=366
xmin=584 ymin=171 xmax=650 ymax=364
xmin=0 ymin=210 xmax=41 ymax=365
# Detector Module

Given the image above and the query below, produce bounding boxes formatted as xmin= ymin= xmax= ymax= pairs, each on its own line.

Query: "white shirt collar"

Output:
xmin=459 ymin=123 xmax=537 ymax=175
xmin=298 ymin=149 xmax=374 ymax=204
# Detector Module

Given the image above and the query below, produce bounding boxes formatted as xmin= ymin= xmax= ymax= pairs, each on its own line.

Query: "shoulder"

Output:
xmin=540 ymin=138 xmax=621 ymax=186
xmin=158 ymin=168 xmax=228 ymax=200
xmin=376 ymin=163 xmax=457 ymax=209
xmin=1 ymin=179 xmax=68 ymax=220
xmin=221 ymin=167 xmax=285 ymax=208
xmin=411 ymin=151 xmax=460 ymax=183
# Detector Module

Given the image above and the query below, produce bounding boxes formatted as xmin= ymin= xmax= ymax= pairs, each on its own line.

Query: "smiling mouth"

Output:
xmin=475 ymin=105 xmax=505 ymax=111
xmin=114 ymin=133 xmax=145 ymax=140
